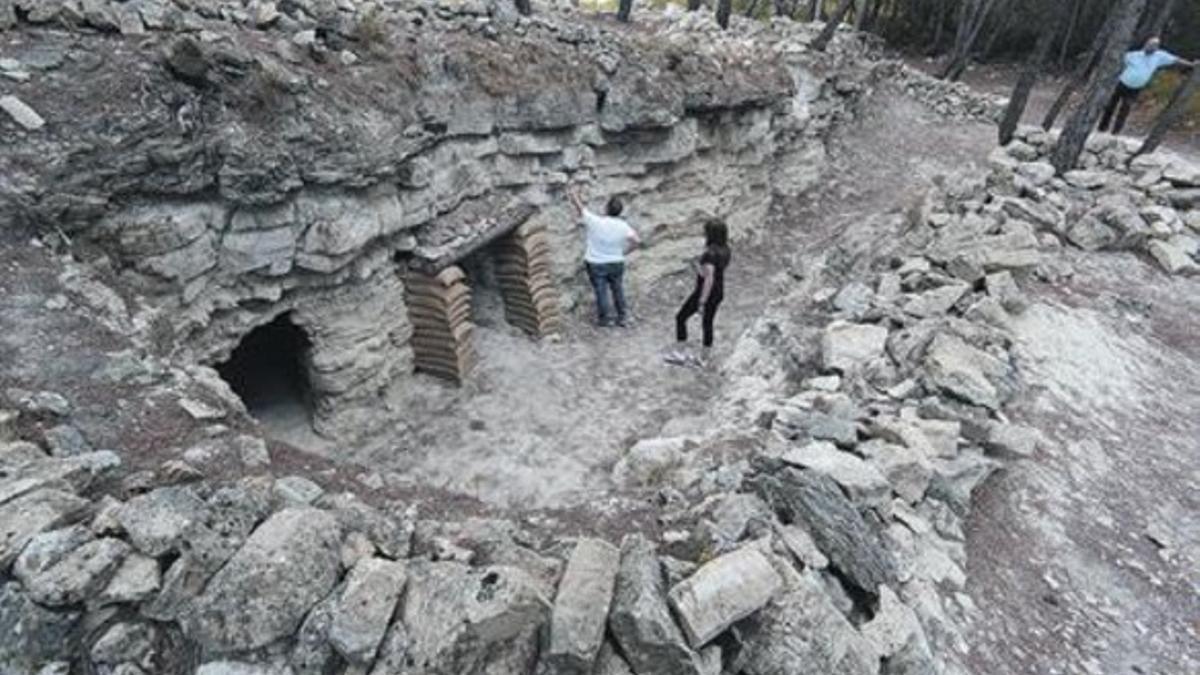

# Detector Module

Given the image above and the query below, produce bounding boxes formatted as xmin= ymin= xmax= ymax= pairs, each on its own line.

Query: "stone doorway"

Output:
xmin=215 ymin=312 xmax=314 ymax=428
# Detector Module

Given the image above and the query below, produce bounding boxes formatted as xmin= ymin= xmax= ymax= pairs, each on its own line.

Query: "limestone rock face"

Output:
xmin=609 ymin=535 xmax=706 ymax=675
xmin=667 ymin=547 xmax=783 ymax=648
xmin=183 ymin=508 xmax=342 ymax=652
xmin=544 ymin=538 xmax=621 ymax=674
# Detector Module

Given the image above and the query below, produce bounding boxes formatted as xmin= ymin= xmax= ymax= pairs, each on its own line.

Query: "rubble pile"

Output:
xmin=991 ymin=127 xmax=1200 ymax=276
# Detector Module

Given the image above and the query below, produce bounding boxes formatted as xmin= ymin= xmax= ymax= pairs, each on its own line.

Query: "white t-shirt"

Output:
xmin=581 ymin=209 xmax=635 ymax=264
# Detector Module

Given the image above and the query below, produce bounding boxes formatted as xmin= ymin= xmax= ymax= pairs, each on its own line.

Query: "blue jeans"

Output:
xmin=586 ymin=262 xmax=627 ymax=325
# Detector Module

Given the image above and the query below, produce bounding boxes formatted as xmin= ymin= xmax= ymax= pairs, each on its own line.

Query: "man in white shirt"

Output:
xmin=567 ymin=187 xmax=641 ymax=327
xmin=1099 ymin=36 xmax=1195 ymax=134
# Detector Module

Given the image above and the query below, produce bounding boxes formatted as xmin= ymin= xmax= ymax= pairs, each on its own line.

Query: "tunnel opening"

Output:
xmin=215 ymin=312 xmax=314 ymax=427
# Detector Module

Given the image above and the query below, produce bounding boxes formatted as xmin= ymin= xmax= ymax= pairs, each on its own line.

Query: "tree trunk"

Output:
xmin=744 ymin=0 xmax=761 ymax=18
xmin=940 ymin=0 xmax=999 ymax=81
xmin=853 ymin=0 xmax=869 ymax=30
xmin=688 ymin=0 xmax=702 ymax=11
xmin=928 ymin=0 xmax=947 ymax=54
xmin=716 ymin=0 xmax=732 ymax=29
xmin=617 ymin=0 xmax=633 ymax=22
xmin=1042 ymin=4 xmax=1121 ymax=130
xmin=514 ymin=0 xmax=531 ymax=16
xmin=1057 ymin=0 xmax=1083 ymax=69
xmin=774 ymin=0 xmax=790 ymax=18
xmin=1137 ymin=65 xmax=1200 ymax=155
xmin=809 ymin=0 xmax=821 ymax=21
xmin=812 ymin=0 xmax=855 ymax=51
xmin=1051 ymin=0 xmax=1148 ymax=174
xmin=1147 ymin=0 xmax=1179 ymax=36
xmin=998 ymin=5 xmax=1065 ymax=146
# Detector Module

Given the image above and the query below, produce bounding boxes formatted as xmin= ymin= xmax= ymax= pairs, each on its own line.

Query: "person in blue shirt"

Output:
xmin=1099 ymin=36 xmax=1195 ymax=134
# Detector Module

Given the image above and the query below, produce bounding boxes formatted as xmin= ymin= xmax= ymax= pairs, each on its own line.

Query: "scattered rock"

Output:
xmin=739 ymin=567 xmax=877 ymax=675
xmin=273 ymin=475 xmax=325 ymax=505
xmin=609 ymin=535 xmax=706 ymax=675
xmin=821 ymin=321 xmax=889 ymax=373
xmin=24 ymin=537 xmax=130 ymax=606
xmin=668 ymin=546 xmax=782 ymax=648
xmin=0 ymin=488 xmax=91 ymax=570
xmin=544 ymin=538 xmax=621 ymax=674
xmin=923 ymin=333 xmax=1013 ymax=410
xmin=183 ymin=508 xmax=342 ymax=652
xmin=781 ymin=441 xmax=890 ymax=511
xmin=328 ymin=557 xmax=407 ymax=664
xmin=0 ymin=94 xmax=46 ymax=130
xmin=751 ymin=463 xmax=897 ymax=594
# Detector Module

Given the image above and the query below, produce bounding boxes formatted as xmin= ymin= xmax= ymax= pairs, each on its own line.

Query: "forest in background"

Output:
xmin=576 ymin=0 xmax=1200 ymax=132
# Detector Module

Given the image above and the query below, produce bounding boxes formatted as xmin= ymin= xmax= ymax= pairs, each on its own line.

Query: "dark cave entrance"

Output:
xmin=215 ymin=312 xmax=314 ymax=426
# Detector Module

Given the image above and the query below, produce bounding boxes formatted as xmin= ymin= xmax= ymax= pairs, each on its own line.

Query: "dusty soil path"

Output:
xmin=264 ymin=88 xmax=997 ymax=509
xmin=963 ymin=252 xmax=1200 ymax=674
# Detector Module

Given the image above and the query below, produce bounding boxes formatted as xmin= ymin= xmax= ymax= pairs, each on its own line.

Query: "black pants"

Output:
xmin=1099 ymin=83 xmax=1141 ymax=134
xmin=676 ymin=286 xmax=723 ymax=348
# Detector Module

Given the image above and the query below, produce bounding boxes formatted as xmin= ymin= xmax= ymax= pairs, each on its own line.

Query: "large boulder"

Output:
xmin=543 ymin=538 xmax=621 ymax=674
xmin=183 ymin=508 xmax=342 ymax=652
xmin=750 ymin=462 xmax=897 ymax=595
xmin=379 ymin=561 xmax=548 ymax=674
xmin=609 ymin=535 xmax=706 ymax=675
xmin=667 ymin=547 xmax=782 ymax=648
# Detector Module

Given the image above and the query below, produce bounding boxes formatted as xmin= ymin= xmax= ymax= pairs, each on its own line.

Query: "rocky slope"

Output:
xmin=3 ymin=1 xmax=1195 ymax=675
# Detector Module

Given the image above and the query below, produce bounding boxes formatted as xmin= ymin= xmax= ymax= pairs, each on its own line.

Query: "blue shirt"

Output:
xmin=581 ymin=209 xmax=635 ymax=264
xmin=1120 ymin=49 xmax=1179 ymax=89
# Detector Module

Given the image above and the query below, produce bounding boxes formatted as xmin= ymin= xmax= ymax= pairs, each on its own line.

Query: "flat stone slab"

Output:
xmin=328 ymin=557 xmax=407 ymax=664
xmin=0 ymin=95 xmax=46 ymax=130
xmin=183 ymin=508 xmax=342 ymax=652
xmin=0 ymin=489 xmax=91 ymax=570
xmin=545 ymin=538 xmax=621 ymax=674
xmin=668 ymin=547 xmax=783 ymax=648
xmin=609 ymin=535 xmax=705 ymax=675
xmin=782 ymin=441 xmax=891 ymax=511
xmin=821 ymin=321 xmax=889 ymax=373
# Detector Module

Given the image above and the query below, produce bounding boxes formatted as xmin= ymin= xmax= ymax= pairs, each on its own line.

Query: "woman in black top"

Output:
xmin=671 ymin=219 xmax=731 ymax=364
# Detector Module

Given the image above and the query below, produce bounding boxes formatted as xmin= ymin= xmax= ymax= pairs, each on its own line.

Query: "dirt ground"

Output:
xmin=964 ymin=252 xmax=1200 ymax=675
